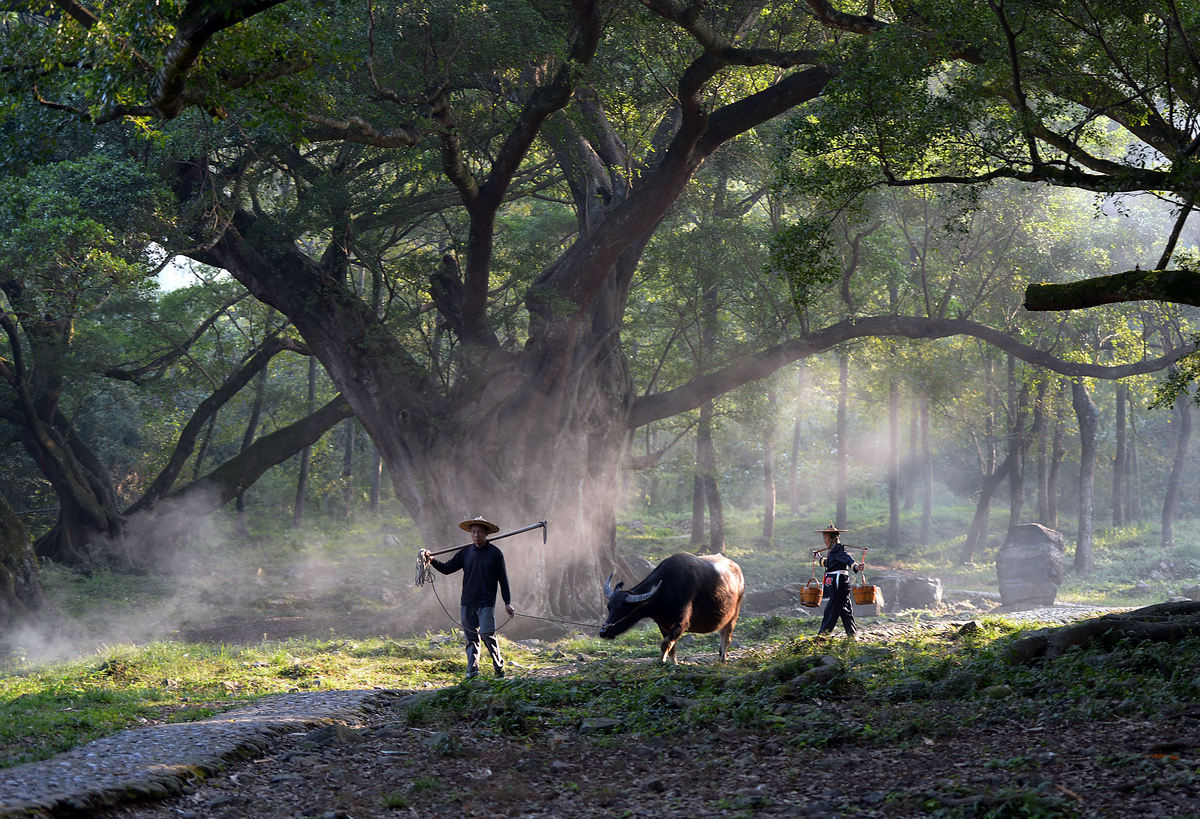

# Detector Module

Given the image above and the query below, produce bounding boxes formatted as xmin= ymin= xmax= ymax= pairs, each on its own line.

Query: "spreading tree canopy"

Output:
xmin=4 ymin=0 xmax=1196 ymax=617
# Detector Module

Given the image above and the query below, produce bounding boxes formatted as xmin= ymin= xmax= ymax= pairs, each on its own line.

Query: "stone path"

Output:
xmin=0 ymin=689 xmax=399 ymax=818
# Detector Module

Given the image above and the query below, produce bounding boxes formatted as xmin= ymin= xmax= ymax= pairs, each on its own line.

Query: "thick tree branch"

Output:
xmin=151 ymin=0 xmax=291 ymax=119
xmin=1025 ymin=269 xmax=1200 ymax=311
xmin=628 ymin=314 xmax=1191 ymax=427
xmin=127 ymin=336 xmax=308 ymax=512
xmin=101 ymin=292 xmax=249 ymax=383
xmin=1007 ymin=601 xmax=1200 ymax=662
xmin=152 ymin=395 xmax=353 ymax=515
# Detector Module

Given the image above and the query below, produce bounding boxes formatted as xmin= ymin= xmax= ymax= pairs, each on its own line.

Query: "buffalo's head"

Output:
xmin=598 ymin=572 xmax=662 ymax=639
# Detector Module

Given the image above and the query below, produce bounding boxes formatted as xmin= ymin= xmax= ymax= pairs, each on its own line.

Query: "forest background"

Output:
xmin=1 ymin=0 xmax=1199 ymax=653
xmin=2 ymin=5 xmax=1200 ymax=815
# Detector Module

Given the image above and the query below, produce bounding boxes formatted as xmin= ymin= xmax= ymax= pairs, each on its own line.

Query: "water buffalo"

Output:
xmin=599 ymin=552 xmax=745 ymax=663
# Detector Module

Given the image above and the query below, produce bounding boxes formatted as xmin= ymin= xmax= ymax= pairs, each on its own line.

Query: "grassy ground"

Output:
xmin=3 ymin=504 xmax=1198 ymax=777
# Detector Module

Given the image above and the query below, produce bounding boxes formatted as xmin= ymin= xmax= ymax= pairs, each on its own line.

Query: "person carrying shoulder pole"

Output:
xmin=420 ymin=515 xmax=515 ymax=679
xmin=812 ymin=522 xmax=863 ymax=639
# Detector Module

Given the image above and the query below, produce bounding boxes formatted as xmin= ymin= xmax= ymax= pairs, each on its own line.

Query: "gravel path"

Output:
xmin=0 ymin=690 xmax=400 ymax=818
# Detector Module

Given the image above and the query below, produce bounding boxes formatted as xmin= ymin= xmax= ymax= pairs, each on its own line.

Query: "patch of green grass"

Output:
xmin=0 ymin=633 xmax=551 ymax=768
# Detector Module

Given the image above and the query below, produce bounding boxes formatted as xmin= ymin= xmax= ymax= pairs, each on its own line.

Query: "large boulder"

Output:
xmin=996 ymin=523 xmax=1065 ymax=609
xmin=872 ymin=572 xmax=943 ymax=611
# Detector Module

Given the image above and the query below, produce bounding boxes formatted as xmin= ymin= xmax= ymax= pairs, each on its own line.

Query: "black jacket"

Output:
xmin=431 ymin=541 xmax=512 ymax=608
xmin=821 ymin=542 xmax=857 ymax=574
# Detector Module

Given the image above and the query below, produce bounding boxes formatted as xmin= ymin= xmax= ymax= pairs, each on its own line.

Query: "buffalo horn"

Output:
xmin=604 ymin=573 xmax=617 ymax=599
xmin=623 ymin=580 xmax=661 ymax=604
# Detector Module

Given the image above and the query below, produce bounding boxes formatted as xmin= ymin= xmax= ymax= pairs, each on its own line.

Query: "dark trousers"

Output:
xmin=818 ymin=574 xmax=857 ymax=636
xmin=461 ymin=605 xmax=503 ymax=674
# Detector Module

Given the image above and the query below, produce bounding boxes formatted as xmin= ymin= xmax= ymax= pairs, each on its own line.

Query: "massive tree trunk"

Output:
xmin=1071 ymin=379 xmax=1099 ymax=574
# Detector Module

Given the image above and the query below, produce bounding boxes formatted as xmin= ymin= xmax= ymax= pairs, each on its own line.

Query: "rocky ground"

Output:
xmin=2 ymin=603 xmax=1197 ymax=818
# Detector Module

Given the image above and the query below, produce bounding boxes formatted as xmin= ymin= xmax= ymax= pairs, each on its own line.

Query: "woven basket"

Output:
xmin=852 ymin=582 xmax=878 ymax=605
xmin=799 ymin=577 xmax=823 ymax=608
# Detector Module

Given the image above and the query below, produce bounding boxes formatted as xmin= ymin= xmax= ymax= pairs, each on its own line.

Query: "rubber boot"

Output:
xmin=465 ymin=642 xmax=479 ymax=679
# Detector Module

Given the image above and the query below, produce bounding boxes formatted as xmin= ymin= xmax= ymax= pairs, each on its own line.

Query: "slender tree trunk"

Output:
xmin=341 ymin=419 xmax=356 ymax=518
xmin=698 ymin=401 xmax=725 ymax=552
xmin=762 ymin=389 xmax=777 ymax=545
xmin=960 ymin=453 xmax=1012 ymax=564
xmin=193 ymin=413 xmax=218 ymax=482
xmin=369 ymin=445 xmax=382 ymax=512
xmin=788 ymin=368 xmax=804 ymax=515
xmin=887 ymin=380 xmax=901 ymax=550
xmin=690 ymin=473 xmax=705 ymax=546
xmin=960 ymin=356 xmax=1000 ymax=563
xmin=919 ymin=394 xmax=932 ymax=545
xmin=836 ymin=353 xmax=849 ymax=528
xmin=1128 ymin=407 xmax=1143 ymax=521
xmin=903 ymin=397 xmax=917 ymax=511
xmin=293 ymin=356 xmax=317 ymax=529
xmin=1048 ymin=383 xmax=1067 ymax=529
xmin=236 ymin=366 xmax=268 ymax=537
xmin=1112 ymin=383 xmax=1127 ymax=527
xmin=1161 ymin=391 xmax=1193 ymax=549
xmin=1036 ymin=385 xmax=1050 ymax=524
xmin=1007 ymin=357 xmax=1026 ymax=529
xmin=1071 ymin=379 xmax=1099 ymax=574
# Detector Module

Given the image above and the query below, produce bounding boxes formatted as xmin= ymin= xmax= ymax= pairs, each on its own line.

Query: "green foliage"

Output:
xmin=767 ymin=218 xmax=841 ymax=309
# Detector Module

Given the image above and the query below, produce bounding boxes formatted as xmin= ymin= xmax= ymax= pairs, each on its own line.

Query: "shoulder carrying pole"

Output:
xmin=425 ymin=519 xmax=548 ymax=557
xmin=415 ymin=520 xmax=547 ymax=588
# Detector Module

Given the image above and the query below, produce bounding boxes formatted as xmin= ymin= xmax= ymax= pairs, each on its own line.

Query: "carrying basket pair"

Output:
xmin=799 ymin=545 xmax=879 ymax=607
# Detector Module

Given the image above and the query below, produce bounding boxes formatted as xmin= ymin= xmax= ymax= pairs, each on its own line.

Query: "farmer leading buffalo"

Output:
xmin=421 ymin=515 xmax=515 ymax=679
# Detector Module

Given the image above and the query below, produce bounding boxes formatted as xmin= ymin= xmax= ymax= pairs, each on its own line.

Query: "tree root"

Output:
xmin=1007 ymin=601 xmax=1200 ymax=663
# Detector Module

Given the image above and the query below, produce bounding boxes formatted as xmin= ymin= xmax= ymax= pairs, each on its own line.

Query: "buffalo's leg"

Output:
xmin=718 ymin=624 xmax=733 ymax=662
xmin=659 ymin=623 xmax=684 ymax=664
